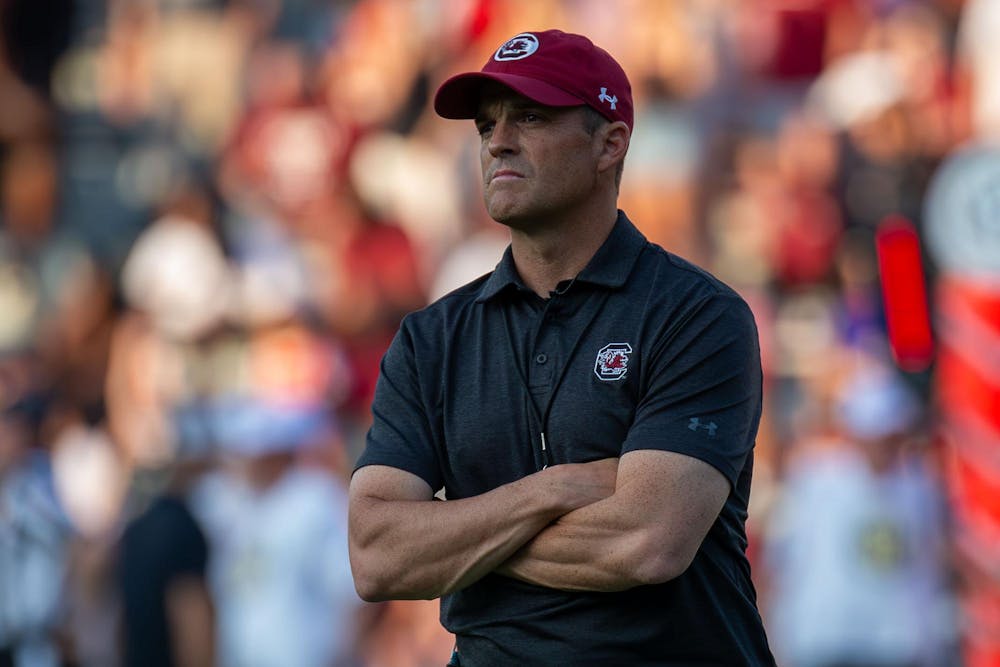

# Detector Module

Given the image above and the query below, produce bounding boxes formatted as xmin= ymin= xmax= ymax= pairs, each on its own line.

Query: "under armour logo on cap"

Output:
xmin=598 ymin=87 xmax=617 ymax=110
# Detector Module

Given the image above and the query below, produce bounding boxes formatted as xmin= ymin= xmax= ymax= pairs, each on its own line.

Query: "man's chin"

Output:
xmin=486 ymin=197 xmax=556 ymax=231
xmin=488 ymin=210 xmax=532 ymax=230
xmin=485 ymin=201 xmax=523 ymax=226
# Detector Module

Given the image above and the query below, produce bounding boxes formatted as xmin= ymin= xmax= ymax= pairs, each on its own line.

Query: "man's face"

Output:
xmin=475 ymin=86 xmax=602 ymax=229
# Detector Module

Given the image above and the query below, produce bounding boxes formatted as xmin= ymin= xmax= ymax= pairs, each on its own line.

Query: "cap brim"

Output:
xmin=434 ymin=72 xmax=585 ymax=120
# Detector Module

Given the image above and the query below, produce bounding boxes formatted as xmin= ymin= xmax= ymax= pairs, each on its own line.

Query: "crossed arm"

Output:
xmin=347 ymin=449 xmax=729 ymax=600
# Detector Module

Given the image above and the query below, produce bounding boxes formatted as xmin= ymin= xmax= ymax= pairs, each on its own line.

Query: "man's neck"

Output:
xmin=509 ymin=206 xmax=618 ymax=298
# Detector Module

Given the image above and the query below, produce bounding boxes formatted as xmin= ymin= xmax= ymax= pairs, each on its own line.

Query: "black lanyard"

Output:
xmin=500 ymin=285 xmax=612 ymax=469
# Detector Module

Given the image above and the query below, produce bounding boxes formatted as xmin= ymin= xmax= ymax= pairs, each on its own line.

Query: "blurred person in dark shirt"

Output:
xmin=116 ymin=402 xmax=215 ymax=667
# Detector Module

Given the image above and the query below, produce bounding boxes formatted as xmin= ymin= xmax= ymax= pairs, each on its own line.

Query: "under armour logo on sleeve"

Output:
xmin=688 ymin=417 xmax=718 ymax=437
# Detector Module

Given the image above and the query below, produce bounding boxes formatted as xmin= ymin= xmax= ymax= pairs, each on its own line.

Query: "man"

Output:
xmin=349 ymin=29 xmax=775 ymax=666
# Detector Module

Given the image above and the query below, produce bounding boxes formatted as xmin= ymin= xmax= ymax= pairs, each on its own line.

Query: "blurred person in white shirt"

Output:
xmin=190 ymin=398 xmax=364 ymax=667
xmin=763 ymin=361 xmax=958 ymax=667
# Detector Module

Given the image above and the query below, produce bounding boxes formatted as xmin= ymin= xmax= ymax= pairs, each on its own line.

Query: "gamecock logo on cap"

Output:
xmin=495 ymin=33 xmax=539 ymax=61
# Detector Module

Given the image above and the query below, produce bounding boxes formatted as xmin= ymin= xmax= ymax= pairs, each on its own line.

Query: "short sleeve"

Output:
xmin=622 ymin=294 xmax=763 ymax=487
xmin=354 ymin=320 xmax=444 ymax=491
xmin=120 ymin=497 xmax=208 ymax=581
xmin=168 ymin=503 xmax=209 ymax=577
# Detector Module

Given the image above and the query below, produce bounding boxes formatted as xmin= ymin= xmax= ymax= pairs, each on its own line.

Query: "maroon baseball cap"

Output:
xmin=434 ymin=30 xmax=633 ymax=131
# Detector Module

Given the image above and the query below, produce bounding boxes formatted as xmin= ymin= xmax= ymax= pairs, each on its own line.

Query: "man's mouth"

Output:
xmin=490 ymin=169 xmax=524 ymax=183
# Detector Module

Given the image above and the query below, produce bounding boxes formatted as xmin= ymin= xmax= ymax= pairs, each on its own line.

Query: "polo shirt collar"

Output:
xmin=575 ymin=210 xmax=646 ymax=288
xmin=475 ymin=245 xmax=523 ymax=302
xmin=475 ymin=210 xmax=647 ymax=303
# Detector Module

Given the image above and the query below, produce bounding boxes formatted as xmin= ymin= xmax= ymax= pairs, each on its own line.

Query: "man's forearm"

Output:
xmin=496 ymin=450 xmax=730 ymax=592
xmin=495 ymin=495 xmax=660 ymax=592
xmin=348 ymin=460 xmax=617 ymax=601
xmin=350 ymin=476 xmax=561 ymax=600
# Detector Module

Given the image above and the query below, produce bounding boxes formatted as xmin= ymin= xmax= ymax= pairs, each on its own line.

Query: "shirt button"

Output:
xmin=535 ymin=353 xmax=548 ymax=364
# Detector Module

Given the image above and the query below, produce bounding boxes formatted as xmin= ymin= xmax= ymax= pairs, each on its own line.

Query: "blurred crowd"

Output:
xmin=1 ymin=0 xmax=998 ymax=665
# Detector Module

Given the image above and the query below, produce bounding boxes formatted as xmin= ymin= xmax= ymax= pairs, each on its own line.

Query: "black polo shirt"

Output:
xmin=357 ymin=211 xmax=775 ymax=666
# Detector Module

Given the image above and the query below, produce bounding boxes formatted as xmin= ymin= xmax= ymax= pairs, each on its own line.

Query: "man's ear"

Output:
xmin=597 ymin=121 xmax=630 ymax=175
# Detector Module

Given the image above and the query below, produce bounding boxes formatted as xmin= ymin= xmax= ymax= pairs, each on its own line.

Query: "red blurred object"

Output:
xmin=775 ymin=190 xmax=842 ymax=286
xmin=937 ymin=342 xmax=1000 ymax=436
xmin=962 ymin=588 xmax=1000 ymax=667
xmin=467 ymin=0 xmax=492 ymax=41
xmin=875 ymin=216 xmax=934 ymax=371
xmin=767 ymin=7 xmax=827 ymax=79
xmin=932 ymin=277 xmax=1000 ymax=667
xmin=945 ymin=438 xmax=1000 ymax=528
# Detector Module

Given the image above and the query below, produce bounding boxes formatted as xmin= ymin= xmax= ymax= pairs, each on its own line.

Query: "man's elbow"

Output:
xmin=354 ymin=578 xmax=393 ymax=603
xmin=630 ymin=539 xmax=697 ymax=586
xmin=350 ymin=550 xmax=440 ymax=602
xmin=349 ymin=544 xmax=393 ymax=602
xmin=352 ymin=555 xmax=416 ymax=602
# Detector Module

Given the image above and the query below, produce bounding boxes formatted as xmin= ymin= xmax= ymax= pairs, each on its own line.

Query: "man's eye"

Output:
xmin=523 ymin=112 xmax=542 ymax=123
xmin=476 ymin=122 xmax=494 ymax=136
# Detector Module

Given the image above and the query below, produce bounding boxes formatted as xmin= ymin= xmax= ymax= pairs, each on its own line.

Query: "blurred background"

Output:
xmin=1 ymin=0 xmax=1000 ymax=666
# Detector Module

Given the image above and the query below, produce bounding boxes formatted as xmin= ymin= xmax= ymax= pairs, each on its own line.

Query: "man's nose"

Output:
xmin=487 ymin=117 xmax=519 ymax=157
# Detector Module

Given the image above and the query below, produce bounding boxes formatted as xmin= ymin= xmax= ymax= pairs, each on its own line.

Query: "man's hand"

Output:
xmin=540 ymin=458 xmax=618 ymax=511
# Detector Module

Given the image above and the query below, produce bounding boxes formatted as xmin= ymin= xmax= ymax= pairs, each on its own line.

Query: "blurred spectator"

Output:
xmin=50 ymin=410 xmax=127 ymax=667
xmin=0 ymin=398 xmax=72 ymax=667
xmin=109 ymin=195 xmax=231 ymax=469
xmin=190 ymin=399 xmax=365 ymax=667
xmin=218 ymin=39 xmax=348 ymax=225
xmin=0 ymin=47 xmax=51 ymax=145
xmin=764 ymin=359 xmax=958 ymax=667
xmin=116 ymin=402 xmax=216 ymax=667
xmin=957 ymin=0 xmax=1000 ymax=141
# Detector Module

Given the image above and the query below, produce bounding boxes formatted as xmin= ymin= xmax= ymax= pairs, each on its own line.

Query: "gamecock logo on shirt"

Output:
xmin=594 ymin=343 xmax=632 ymax=381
